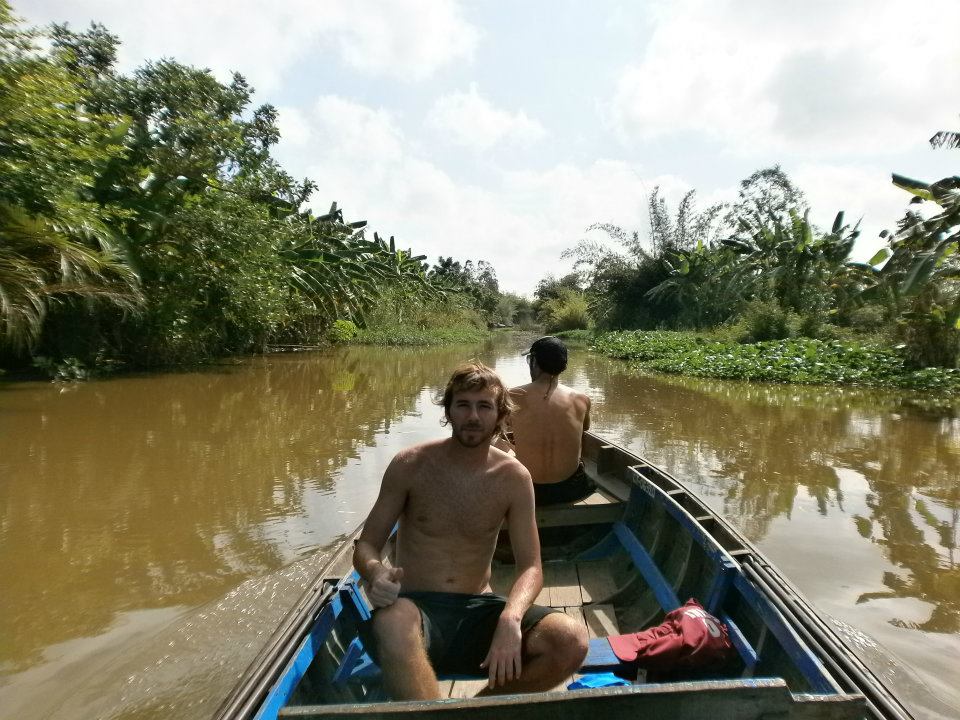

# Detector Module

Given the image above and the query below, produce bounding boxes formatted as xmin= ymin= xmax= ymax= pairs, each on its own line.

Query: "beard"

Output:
xmin=451 ymin=420 xmax=497 ymax=448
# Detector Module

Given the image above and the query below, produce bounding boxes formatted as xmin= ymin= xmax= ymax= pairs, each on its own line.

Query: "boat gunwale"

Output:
xmin=216 ymin=430 xmax=912 ymax=720
xmin=581 ymin=431 xmax=914 ymax=720
xmin=212 ymin=525 xmax=363 ymax=720
xmin=277 ymin=677 xmax=864 ymax=718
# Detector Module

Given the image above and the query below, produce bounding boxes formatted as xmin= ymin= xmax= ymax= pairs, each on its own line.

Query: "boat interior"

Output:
xmin=219 ymin=434 xmax=876 ymax=720
xmin=241 ymin=433 xmax=866 ymax=719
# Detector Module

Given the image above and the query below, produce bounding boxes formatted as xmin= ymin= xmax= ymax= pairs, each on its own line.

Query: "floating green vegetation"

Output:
xmin=592 ymin=331 xmax=960 ymax=394
xmin=592 ymin=330 xmax=722 ymax=361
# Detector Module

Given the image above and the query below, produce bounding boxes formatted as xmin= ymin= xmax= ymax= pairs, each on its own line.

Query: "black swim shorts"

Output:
xmin=533 ymin=462 xmax=597 ymax=506
xmin=361 ymin=591 xmax=558 ymax=676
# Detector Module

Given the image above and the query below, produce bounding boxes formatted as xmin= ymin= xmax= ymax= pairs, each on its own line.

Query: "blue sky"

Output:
xmin=19 ymin=0 xmax=960 ymax=294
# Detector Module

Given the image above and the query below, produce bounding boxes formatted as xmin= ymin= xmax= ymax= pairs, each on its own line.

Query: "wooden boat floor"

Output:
xmin=489 ymin=560 xmax=618 ymax=608
xmin=574 ymin=491 xmax=610 ymax=506
xmin=439 ymin=560 xmax=622 ymax=699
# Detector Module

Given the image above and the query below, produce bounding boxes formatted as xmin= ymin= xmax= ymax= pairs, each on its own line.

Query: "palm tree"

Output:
xmin=0 ymin=202 xmax=142 ymax=350
xmin=869 ymin=176 xmax=960 ymax=367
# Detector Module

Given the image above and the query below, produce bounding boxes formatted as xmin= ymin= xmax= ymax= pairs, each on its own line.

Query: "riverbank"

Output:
xmin=0 ymin=323 xmax=492 ymax=382
xmin=351 ymin=325 xmax=488 ymax=346
xmin=589 ymin=330 xmax=960 ymax=394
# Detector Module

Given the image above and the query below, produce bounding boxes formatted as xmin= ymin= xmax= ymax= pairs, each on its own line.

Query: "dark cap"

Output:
xmin=522 ymin=336 xmax=568 ymax=375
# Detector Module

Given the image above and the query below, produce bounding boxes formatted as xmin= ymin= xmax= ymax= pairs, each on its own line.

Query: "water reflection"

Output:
xmin=0 ymin=344 xmax=486 ymax=675
xmin=584 ymin=359 xmax=960 ymax=634
xmin=1 ymin=337 xmax=958 ymax=720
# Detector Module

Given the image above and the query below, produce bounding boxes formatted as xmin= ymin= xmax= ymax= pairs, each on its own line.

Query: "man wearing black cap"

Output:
xmin=504 ymin=336 xmax=594 ymax=505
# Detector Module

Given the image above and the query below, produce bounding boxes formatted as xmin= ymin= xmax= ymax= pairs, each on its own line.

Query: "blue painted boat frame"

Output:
xmin=213 ymin=432 xmax=913 ymax=720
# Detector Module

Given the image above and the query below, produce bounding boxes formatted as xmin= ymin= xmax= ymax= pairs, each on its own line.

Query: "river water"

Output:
xmin=1 ymin=335 xmax=957 ymax=720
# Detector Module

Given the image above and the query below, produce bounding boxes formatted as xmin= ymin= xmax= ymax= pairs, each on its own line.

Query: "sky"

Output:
xmin=17 ymin=0 xmax=960 ymax=295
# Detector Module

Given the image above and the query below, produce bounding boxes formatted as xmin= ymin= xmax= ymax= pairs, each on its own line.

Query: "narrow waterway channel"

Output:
xmin=1 ymin=334 xmax=957 ymax=720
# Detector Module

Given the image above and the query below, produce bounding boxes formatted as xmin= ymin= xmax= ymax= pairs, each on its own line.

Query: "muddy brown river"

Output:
xmin=1 ymin=335 xmax=957 ymax=720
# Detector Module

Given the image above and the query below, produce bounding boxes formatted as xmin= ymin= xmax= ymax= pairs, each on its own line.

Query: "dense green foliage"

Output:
xmin=350 ymin=287 xmax=487 ymax=346
xmin=564 ymin=156 xmax=959 ymax=370
xmin=591 ymin=330 xmax=960 ymax=394
xmin=530 ymin=274 xmax=590 ymax=331
xmin=592 ymin=329 xmax=712 ymax=361
xmin=0 ymin=3 xmax=506 ymax=375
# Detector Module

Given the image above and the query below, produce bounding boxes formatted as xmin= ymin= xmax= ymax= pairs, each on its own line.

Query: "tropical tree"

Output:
xmin=493 ymin=292 xmax=535 ymax=328
xmin=929 ymin=115 xmax=960 ymax=151
xmin=0 ymin=2 xmax=141 ymax=354
xmin=531 ymin=273 xmax=582 ymax=324
xmin=646 ymin=240 xmax=745 ymax=328
xmin=428 ymin=257 xmax=500 ymax=317
xmin=867 ymin=174 xmax=960 ymax=368
xmin=721 ymin=209 xmax=862 ymax=320
xmin=282 ymin=204 xmax=436 ymax=328
xmin=539 ymin=287 xmax=591 ymax=331
xmin=567 ymin=186 xmax=726 ymax=329
xmin=1 ymin=5 xmax=491 ymax=371
xmin=722 ymin=165 xmax=807 ymax=243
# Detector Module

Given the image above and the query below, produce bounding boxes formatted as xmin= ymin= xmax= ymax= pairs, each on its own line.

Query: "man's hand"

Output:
xmin=367 ymin=566 xmax=404 ymax=608
xmin=480 ymin=614 xmax=522 ymax=688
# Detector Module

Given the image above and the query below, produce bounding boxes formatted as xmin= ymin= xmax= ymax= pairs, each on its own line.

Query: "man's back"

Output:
xmin=509 ymin=382 xmax=590 ymax=485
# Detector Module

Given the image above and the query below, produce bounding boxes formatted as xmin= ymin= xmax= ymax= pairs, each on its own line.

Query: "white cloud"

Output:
xmin=276 ymin=106 xmax=312 ymax=147
xmin=311 ymin=97 xmax=405 ymax=164
xmin=608 ymin=0 xmax=960 ymax=158
xmin=20 ymin=0 xmax=479 ymax=92
xmin=328 ymin=0 xmax=480 ymax=82
xmin=276 ymin=96 xmax=661 ymax=294
xmin=791 ymin=163 xmax=908 ymax=261
xmin=426 ymin=84 xmax=546 ymax=150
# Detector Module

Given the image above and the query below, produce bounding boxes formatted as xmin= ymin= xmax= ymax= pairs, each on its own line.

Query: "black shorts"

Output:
xmin=361 ymin=592 xmax=558 ymax=676
xmin=534 ymin=463 xmax=596 ymax=506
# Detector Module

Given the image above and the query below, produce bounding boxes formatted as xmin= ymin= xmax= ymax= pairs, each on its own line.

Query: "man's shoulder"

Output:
xmin=390 ymin=439 xmax=444 ymax=467
xmin=508 ymin=383 xmax=533 ymax=397
xmin=489 ymin=447 xmax=532 ymax=482
xmin=558 ymin=383 xmax=590 ymax=405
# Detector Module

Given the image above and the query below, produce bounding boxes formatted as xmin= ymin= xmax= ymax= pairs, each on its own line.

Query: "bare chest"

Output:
xmin=405 ymin=472 xmax=509 ymax=540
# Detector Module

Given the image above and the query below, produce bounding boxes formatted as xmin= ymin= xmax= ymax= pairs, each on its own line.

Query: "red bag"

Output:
xmin=607 ymin=598 xmax=733 ymax=672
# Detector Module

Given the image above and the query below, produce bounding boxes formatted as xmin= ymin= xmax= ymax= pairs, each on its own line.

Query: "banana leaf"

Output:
xmin=892 ymin=173 xmax=933 ymax=202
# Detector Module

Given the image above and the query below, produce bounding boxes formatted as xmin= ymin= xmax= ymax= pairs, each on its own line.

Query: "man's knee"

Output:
xmin=371 ymin=599 xmax=422 ymax=656
xmin=528 ymin=613 xmax=589 ymax=672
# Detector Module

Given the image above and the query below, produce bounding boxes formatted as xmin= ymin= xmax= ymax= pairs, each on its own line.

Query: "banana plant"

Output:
xmin=278 ymin=203 xmax=441 ymax=325
xmin=720 ymin=208 xmax=861 ymax=316
xmin=646 ymin=239 xmax=747 ymax=327
xmin=865 ymin=175 xmax=960 ymax=366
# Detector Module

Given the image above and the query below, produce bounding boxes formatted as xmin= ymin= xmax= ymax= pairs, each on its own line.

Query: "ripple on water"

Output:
xmin=106 ymin=550 xmax=335 ymax=720
xmin=1 ymin=549 xmax=334 ymax=720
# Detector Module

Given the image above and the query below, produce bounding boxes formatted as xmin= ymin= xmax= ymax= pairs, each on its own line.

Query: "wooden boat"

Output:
xmin=214 ymin=432 xmax=913 ymax=720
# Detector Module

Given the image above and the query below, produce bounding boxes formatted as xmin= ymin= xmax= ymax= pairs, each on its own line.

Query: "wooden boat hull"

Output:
xmin=214 ymin=432 xmax=912 ymax=720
